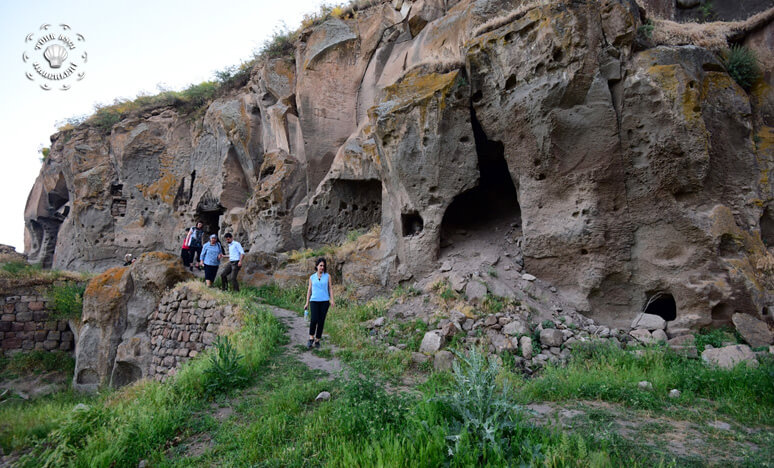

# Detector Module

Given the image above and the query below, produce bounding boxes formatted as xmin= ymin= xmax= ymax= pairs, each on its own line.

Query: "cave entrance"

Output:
xmin=196 ymin=208 xmax=224 ymax=239
xmin=440 ymin=107 xmax=521 ymax=248
xmin=111 ymin=361 xmax=142 ymax=388
xmin=761 ymin=207 xmax=774 ymax=249
xmin=711 ymin=302 xmax=734 ymax=327
xmin=642 ymin=292 xmax=677 ymax=322
xmin=306 ymin=179 xmax=382 ymax=245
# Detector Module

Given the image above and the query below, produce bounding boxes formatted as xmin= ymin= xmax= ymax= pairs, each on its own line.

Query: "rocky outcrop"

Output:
xmin=26 ymin=0 xmax=774 ymax=332
xmin=73 ymin=252 xmax=190 ymax=391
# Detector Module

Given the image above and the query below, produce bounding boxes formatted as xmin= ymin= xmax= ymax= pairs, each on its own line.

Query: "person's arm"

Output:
xmin=328 ymin=275 xmax=335 ymax=308
xmin=238 ymin=244 xmax=245 ymax=267
xmin=304 ymin=278 xmax=312 ymax=310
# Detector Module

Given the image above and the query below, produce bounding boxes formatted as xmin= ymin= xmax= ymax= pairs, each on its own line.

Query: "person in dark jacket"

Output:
xmin=189 ymin=221 xmax=204 ymax=271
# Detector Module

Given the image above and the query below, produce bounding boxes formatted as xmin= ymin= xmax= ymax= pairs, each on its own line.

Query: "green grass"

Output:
xmin=518 ymin=341 xmax=774 ymax=425
xmin=0 ymin=261 xmax=42 ymax=277
xmin=256 ymin=282 xmax=411 ymax=379
xmin=694 ymin=326 xmax=742 ymax=353
xmin=0 ymin=391 xmax=93 ymax=454
xmin=49 ymin=283 xmax=85 ymax=321
xmin=0 ymin=350 xmax=75 ymax=381
xmin=10 ymin=299 xmax=285 ymax=467
xmin=161 ymin=348 xmax=684 ymax=467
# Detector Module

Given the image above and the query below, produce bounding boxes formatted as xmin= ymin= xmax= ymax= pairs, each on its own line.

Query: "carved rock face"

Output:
xmin=26 ymin=0 xmax=774 ymax=331
xmin=73 ymin=252 xmax=190 ymax=391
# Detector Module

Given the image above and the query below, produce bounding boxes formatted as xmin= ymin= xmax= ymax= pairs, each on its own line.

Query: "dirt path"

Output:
xmin=265 ymin=305 xmax=343 ymax=376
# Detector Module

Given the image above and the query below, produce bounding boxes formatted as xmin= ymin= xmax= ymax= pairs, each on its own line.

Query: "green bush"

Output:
xmin=259 ymin=27 xmax=297 ymax=59
xmin=49 ymin=283 xmax=85 ymax=321
xmin=203 ymin=336 xmax=248 ymax=396
xmin=724 ymin=45 xmax=760 ymax=91
xmin=92 ymin=107 xmax=122 ymax=133
xmin=439 ymin=348 xmax=521 ymax=461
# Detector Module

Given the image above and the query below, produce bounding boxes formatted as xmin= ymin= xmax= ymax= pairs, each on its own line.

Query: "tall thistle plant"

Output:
xmin=439 ymin=348 xmax=521 ymax=460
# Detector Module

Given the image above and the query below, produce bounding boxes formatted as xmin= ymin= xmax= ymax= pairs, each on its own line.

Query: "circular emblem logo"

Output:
xmin=23 ymin=24 xmax=87 ymax=91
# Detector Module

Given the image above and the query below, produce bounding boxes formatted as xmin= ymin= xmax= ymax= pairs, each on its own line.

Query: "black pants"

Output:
xmin=203 ymin=264 xmax=219 ymax=282
xmin=220 ymin=261 xmax=240 ymax=291
xmin=181 ymin=248 xmax=193 ymax=267
xmin=309 ymin=301 xmax=330 ymax=340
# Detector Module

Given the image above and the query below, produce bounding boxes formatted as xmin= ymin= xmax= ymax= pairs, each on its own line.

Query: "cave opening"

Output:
xmin=761 ymin=207 xmax=774 ymax=248
xmin=440 ymin=107 xmax=521 ymax=247
xmin=196 ymin=207 xmax=224 ymax=239
xmin=643 ymin=292 xmax=677 ymax=322
xmin=711 ymin=302 xmax=734 ymax=327
xmin=111 ymin=361 xmax=142 ymax=388
xmin=305 ymin=179 xmax=382 ymax=245
xmin=402 ymin=212 xmax=424 ymax=236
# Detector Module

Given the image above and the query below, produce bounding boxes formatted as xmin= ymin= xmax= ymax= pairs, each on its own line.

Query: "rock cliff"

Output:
xmin=25 ymin=0 xmax=774 ymax=330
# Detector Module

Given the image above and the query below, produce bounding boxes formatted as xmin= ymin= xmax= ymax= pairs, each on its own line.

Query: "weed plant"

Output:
xmin=49 ymin=283 xmax=85 ymax=321
xmin=724 ymin=45 xmax=760 ymax=91
xmin=203 ymin=336 xmax=247 ymax=396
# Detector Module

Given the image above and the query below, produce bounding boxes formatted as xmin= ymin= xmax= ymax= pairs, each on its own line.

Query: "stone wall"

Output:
xmin=147 ymin=285 xmax=240 ymax=381
xmin=0 ymin=280 xmax=77 ymax=356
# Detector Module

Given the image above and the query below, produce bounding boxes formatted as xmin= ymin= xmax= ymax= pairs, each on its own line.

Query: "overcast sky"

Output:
xmin=0 ymin=0 xmax=323 ymax=252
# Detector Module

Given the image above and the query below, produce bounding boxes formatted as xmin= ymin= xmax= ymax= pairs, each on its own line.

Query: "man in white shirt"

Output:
xmin=219 ymin=232 xmax=245 ymax=292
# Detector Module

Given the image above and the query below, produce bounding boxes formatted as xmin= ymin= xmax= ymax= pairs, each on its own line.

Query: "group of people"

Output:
xmin=179 ymin=222 xmax=333 ymax=350
xmin=180 ymin=222 xmax=244 ymax=292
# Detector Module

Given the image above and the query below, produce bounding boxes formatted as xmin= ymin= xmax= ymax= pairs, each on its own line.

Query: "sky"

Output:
xmin=0 ymin=0 xmax=324 ymax=253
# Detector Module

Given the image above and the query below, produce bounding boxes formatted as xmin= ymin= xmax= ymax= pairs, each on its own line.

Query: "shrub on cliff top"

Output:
xmin=723 ymin=45 xmax=760 ymax=91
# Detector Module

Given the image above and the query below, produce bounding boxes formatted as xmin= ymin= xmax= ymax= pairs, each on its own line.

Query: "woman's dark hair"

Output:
xmin=315 ymin=257 xmax=327 ymax=273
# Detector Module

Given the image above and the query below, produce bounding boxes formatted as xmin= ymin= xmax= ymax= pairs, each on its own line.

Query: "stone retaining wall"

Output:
xmin=0 ymin=281 xmax=76 ymax=356
xmin=147 ymin=285 xmax=239 ymax=381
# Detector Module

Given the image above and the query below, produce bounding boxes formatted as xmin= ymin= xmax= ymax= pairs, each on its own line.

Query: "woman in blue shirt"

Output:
xmin=304 ymin=257 xmax=335 ymax=349
xmin=198 ymin=234 xmax=223 ymax=287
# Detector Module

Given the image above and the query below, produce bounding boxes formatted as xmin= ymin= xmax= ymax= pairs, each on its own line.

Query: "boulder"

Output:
xmin=433 ymin=350 xmax=455 ymax=371
xmin=630 ymin=328 xmax=654 ymax=344
xmin=652 ymin=329 xmax=668 ymax=343
xmin=731 ymin=313 xmax=774 ymax=348
xmin=315 ymin=391 xmax=331 ymax=401
xmin=503 ymin=319 xmax=529 ymax=337
xmin=701 ymin=345 xmax=759 ymax=369
xmin=419 ymin=331 xmax=444 ymax=354
xmin=465 ymin=281 xmax=487 ymax=303
xmin=521 ymin=274 xmax=537 ymax=282
xmin=539 ymin=329 xmax=564 ymax=347
xmin=411 ymin=352 xmax=430 ymax=364
xmin=631 ymin=313 xmax=666 ymax=331
xmin=449 ymin=272 xmax=466 ymax=293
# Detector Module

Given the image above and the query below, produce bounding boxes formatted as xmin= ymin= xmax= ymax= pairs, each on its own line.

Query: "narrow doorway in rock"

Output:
xmin=196 ymin=208 xmax=224 ymax=239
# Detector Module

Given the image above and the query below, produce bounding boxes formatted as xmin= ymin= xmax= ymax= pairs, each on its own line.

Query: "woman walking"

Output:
xmin=198 ymin=234 xmax=223 ymax=287
xmin=304 ymin=258 xmax=335 ymax=349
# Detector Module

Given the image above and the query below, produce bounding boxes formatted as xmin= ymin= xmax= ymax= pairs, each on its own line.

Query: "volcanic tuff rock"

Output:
xmin=26 ymin=0 xmax=774 ymax=331
xmin=73 ymin=252 xmax=190 ymax=391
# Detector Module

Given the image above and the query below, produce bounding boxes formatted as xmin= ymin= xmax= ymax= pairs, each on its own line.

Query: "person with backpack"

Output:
xmin=189 ymin=221 xmax=204 ymax=271
xmin=198 ymin=234 xmax=223 ymax=287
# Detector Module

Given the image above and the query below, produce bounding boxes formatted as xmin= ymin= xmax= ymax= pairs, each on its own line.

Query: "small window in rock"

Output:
xmin=711 ymin=302 xmax=734 ymax=326
xmin=402 ymin=212 xmax=423 ymax=237
xmin=642 ymin=292 xmax=676 ymax=321
xmin=110 ymin=183 xmax=123 ymax=196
